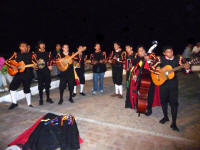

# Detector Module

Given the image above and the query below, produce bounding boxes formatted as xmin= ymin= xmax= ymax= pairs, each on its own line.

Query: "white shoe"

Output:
xmin=92 ymin=91 xmax=97 ymax=95
xmin=100 ymin=90 xmax=104 ymax=93
xmin=4 ymin=87 xmax=9 ymax=91
xmin=0 ymin=88 xmax=4 ymax=92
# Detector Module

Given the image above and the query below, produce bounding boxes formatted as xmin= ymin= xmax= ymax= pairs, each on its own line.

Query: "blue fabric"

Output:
xmin=0 ymin=73 xmax=2 ymax=87
xmin=93 ymin=72 xmax=105 ymax=92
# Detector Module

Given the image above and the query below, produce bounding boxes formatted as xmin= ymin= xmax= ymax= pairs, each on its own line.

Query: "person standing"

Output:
xmin=73 ymin=45 xmax=87 ymax=96
xmin=0 ymin=61 xmax=13 ymax=91
xmin=192 ymin=42 xmax=200 ymax=56
xmin=57 ymin=44 xmax=75 ymax=104
xmin=109 ymin=42 xmax=124 ymax=98
xmin=182 ymin=43 xmax=193 ymax=60
xmin=124 ymin=44 xmax=135 ymax=81
xmin=90 ymin=43 xmax=107 ymax=94
xmin=33 ymin=41 xmax=54 ymax=105
xmin=153 ymin=46 xmax=190 ymax=131
xmin=7 ymin=42 xmax=35 ymax=109
xmin=125 ymin=45 xmax=157 ymax=109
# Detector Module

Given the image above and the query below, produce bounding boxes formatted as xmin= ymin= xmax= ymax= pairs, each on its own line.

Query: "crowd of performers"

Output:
xmin=5 ymin=41 xmax=191 ymax=132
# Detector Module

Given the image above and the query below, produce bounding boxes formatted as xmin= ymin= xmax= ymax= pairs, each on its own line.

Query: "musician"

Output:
xmin=109 ymin=42 xmax=124 ymax=98
xmin=124 ymin=44 xmax=135 ymax=81
xmin=125 ymin=45 xmax=157 ymax=109
xmin=90 ymin=43 xmax=107 ymax=94
xmin=33 ymin=41 xmax=54 ymax=105
xmin=57 ymin=44 xmax=75 ymax=104
xmin=152 ymin=46 xmax=190 ymax=131
xmin=7 ymin=42 xmax=35 ymax=109
xmin=73 ymin=45 xmax=87 ymax=97
xmin=52 ymin=43 xmax=62 ymax=59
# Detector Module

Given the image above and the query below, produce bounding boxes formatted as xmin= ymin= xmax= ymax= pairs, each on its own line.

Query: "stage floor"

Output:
xmin=0 ymin=73 xmax=200 ymax=150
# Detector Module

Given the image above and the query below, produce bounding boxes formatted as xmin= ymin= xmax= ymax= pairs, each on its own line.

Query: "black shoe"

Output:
xmin=58 ymin=99 xmax=63 ymax=105
xmin=145 ymin=110 xmax=152 ymax=116
xmin=8 ymin=103 xmax=18 ymax=110
xmin=39 ymin=100 xmax=43 ymax=105
xmin=69 ymin=98 xmax=74 ymax=103
xmin=170 ymin=123 xmax=179 ymax=132
xmin=159 ymin=117 xmax=169 ymax=124
xmin=47 ymin=98 xmax=54 ymax=104
xmin=29 ymin=104 xmax=33 ymax=107
xmin=72 ymin=93 xmax=76 ymax=97
xmin=80 ymin=92 xmax=86 ymax=96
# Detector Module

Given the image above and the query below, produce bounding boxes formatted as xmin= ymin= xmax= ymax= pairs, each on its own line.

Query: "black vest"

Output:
xmin=16 ymin=52 xmax=34 ymax=76
xmin=35 ymin=50 xmax=50 ymax=73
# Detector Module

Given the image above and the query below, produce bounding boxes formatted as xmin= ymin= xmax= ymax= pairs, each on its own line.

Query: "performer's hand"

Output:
xmin=144 ymin=56 xmax=152 ymax=63
xmin=108 ymin=60 xmax=112 ymax=63
xmin=48 ymin=66 xmax=53 ymax=71
xmin=132 ymin=75 xmax=137 ymax=82
xmin=99 ymin=60 xmax=103 ymax=63
xmin=184 ymin=62 xmax=190 ymax=69
xmin=93 ymin=60 xmax=98 ymax=65
xmin=113 ymin=56 xmax=117 ymax=60
xmin=153 ymin=67 xmax=160 ymax=75
xmin=33 ymin=64 xmax=38 ymax=70
xmin=11 ymin=65 xmax=17 ymax=70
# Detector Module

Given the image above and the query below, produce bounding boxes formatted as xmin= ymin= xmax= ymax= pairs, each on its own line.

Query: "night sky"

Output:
xmin=1 ymin=0 xmax=200 ymax=58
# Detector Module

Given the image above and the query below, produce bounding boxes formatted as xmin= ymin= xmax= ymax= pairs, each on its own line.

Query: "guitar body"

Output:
xmin=56 ymin=55 xmax=73 ymax=72
xmin=8 ymin=60 xmax=18 ymax=76
xmin=8 ymin=60 xmax=26 ymax=76
xmin=18 ymin=61 xmax=26 ymax=73
xmin=137 ymin=72 xmax=151 ymax=114
xmin=151 ymin=65 xmax=175 ymax=86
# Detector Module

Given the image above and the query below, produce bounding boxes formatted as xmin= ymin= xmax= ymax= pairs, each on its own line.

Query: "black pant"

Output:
xmin=75 ymin=68 xmax=85 ymax=84
xmin=9 ymin=73 xmax=32 ymax=93
xmin=146 ymin=81 xmax=155 ymax=111
xmin=160 ymin=80 xmax=179 ymax=124
xmin=37 ymin=70 xmax=51 ymax=91
xmin=37 ymin=69 xmax=51 ymax=101
xmin=112 ymin=65 xmax=123 ymax=85
xmin=59 ymin=72 xmax=75 ymax=100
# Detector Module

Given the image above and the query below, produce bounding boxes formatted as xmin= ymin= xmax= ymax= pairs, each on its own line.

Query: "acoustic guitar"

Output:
xmin=56 ymin=46 xmax=86 ymax=72
xmin=151 ymin=57 xmax=200 ymax=86
xmin=6 ymin=59 xmax=45 ymax=76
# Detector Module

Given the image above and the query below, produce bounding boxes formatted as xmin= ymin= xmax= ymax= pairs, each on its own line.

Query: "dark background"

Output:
xmin=0 ymin=0 xmax=200 ymax=58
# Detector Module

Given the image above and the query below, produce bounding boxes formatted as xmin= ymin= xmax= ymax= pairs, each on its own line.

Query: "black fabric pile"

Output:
xmin=23 ymin=113 xmax=80 ymax=150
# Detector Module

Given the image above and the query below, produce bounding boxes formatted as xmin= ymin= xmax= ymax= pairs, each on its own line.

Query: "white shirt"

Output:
xmin=192 ymin=46 xmax=200 ymax=54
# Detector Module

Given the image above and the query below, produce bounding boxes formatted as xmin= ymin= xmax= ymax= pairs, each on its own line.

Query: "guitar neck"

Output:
xmin=24 ymin=64 xmax=35 ymax=68
xmin=70 ymin=51 xmax=82 ymax=60
xmin=168 ymin=65 xmax=183 ymax=73
xmin=168 ymin=58 xmax=198 ymax=73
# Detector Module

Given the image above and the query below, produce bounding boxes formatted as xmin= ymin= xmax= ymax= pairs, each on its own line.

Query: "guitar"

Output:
xmin=6 ymin=59 xmax=45 ymax=76
xmin=151 ymin=57 xmax=200 ymax=86
xmin=56 ymin=46 xmax=86 ymax=72
xmin=108 ymin=53 xmax=123 ymax=65
xmin=74 ymin=59 xmax=91 ymax=68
